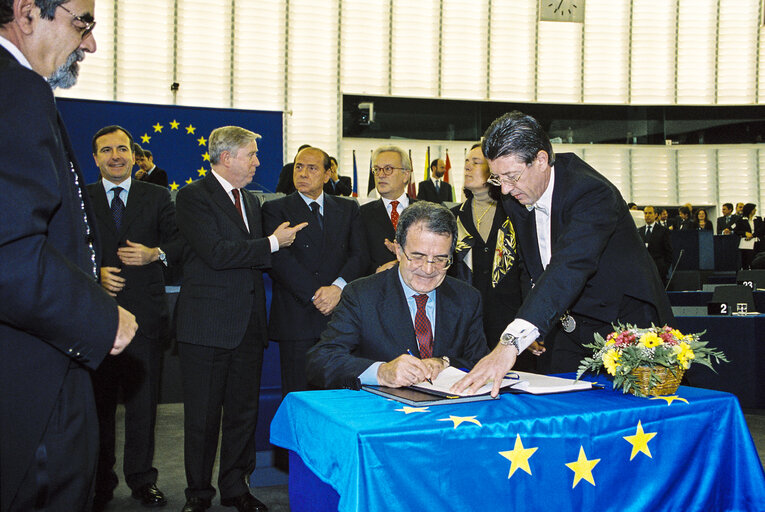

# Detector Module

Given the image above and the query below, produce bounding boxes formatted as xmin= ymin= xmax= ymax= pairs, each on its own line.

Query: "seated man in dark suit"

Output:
xmin=134 ymin=147 xmax=169 ymax=188
xmin=717 ymin=202 xmax=735 ymax=235
xmin=360 ymin=145 xmax=416 ymax=274
xmin=307 ymin=202 xmax=489 ymax=390
xmin=417 ymin=158 xmax=453 ymax=203
xmin=670 ymin=206 xmax=695 ymax=230
xmin=638 ymin=205 xmax=673 ymax=284
xmin=323 ymin=156 xmax=352 ymax=196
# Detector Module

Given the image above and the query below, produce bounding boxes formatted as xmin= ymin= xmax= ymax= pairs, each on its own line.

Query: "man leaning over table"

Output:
xmin=306 ymin=201 xmax=488 ymax=390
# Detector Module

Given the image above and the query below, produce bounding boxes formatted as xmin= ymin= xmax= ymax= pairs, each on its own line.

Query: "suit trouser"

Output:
xmin=539 ymin=295 xmax=661 ymax=374
xmin=92 ymin=333 xmax=160 ymax=495
xmin=9 ymin=365 xmax=98 ymax=512
xmin=177 ymin=319 xmax=264 ymax=502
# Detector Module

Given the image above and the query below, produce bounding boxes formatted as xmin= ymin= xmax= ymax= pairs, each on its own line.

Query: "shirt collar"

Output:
xmin=298 ymin=191 xmax=324 ymax=209
xmin=527 ymin=165 xmax=555 ymax=215
xmin=382 ymin=191 xmax=409 ymax=209
xmin=211 ymin=169 xmax=237 ymax=194
xmin=102 ymin=177 xmax=132 ymax=196
xmin=0 ymin=35 xmax=32 ymax=71
xmin=397 ymin=266 xmax=436 ymax=301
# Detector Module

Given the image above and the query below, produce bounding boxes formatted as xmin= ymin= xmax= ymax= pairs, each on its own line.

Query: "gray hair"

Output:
xmin=372 ymin=145 xmax=412 ymax=171
xmin=208 ymin=126 xmax=261 ymax=165
xmin=395 ymin=202 xmax=457 ymax=254
xmin=482 ymin=111 xmax=555 ymax=166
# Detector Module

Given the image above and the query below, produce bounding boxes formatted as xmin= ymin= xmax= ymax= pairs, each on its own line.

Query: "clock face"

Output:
xmin=540 ymin=0 xmax=585 ymax=23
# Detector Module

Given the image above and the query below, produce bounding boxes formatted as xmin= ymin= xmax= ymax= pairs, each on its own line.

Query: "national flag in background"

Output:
xmin=367 ymin=149 xmax=376 ymax=195
xmin=407 ymin=149 xmax=417 ymax=198
xmin=423 ymin=146 xmax=431 ymax=181
xmin=352 ymin=150 xmax=358 ymax=197
xmin=444 ymin=150 xmax=455 ymax=201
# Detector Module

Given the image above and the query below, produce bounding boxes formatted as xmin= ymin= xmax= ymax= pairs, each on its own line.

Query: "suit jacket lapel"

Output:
xmin=382 ymin=268 xmax=419 ymax=353
xmin=433 ymin=280 xmax=457 ymax=355
xmin=90 ymin=183 xmax=117 ymax=235
xmin=288 ymin=193 xmax=323 ymax=247
xmin=119 ymin=183 xmax=145 ymax=236
xmin=321 ymin=195 xmax=338 ymax=250
xmin=371 ymin=199 xmax=395 ymax=239
xmin=241 ymin=190 xmax=260 ymax=238
xmin=203 ymin=174 xmax=249 ymax=234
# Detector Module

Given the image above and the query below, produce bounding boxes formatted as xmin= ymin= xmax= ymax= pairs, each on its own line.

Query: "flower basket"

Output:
xmin=576 ymin=324 xmax=727 ymax=397
xmin=629 ymin=365 xmax=684 ymax=396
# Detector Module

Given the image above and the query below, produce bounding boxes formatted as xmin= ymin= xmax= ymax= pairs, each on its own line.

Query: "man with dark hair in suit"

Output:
xmin=360 ymin=145 xmax=416 ymax=274
xmin=307 ymin=201 xmax=488 ymax=390
xmin=0 ymin=1 xmax=138 ymax=510
xmin=87 ymin=125 xmax=184 ymax=510
xmin=263 ymin=146 xmax=368 ymax=395
xmin=454 ymin=111 xmax=675 ymax=397
xmin=670 ymin=205 xmax=694 ymax=230
xmin=323 ymin=156 xmax=352 ymax=196
xmin=417 ymin=157 xmax=453 ymax=203
xmin=175 ymin=126 xmax=306 ymax=512
xmin=135 ymin=147 xmax=169 ymax=188
xmin=638 ymin=206 xmax=673 ymax=285
xmin=717 ymin=202 xmax=736 ymax=235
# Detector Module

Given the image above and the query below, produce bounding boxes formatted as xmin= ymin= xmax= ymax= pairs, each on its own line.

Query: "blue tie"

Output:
xmin=111 ymin=186 xmax=125 ymax=231
xmin=310 ymin=201 xmax=323 ymax=230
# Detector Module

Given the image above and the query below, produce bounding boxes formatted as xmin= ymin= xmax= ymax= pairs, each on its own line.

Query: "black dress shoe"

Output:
xmin=220 ymin=492 xmax=268 ymax=512
xmin=181 ymin=497 xmax=211 ymax=512
xmin=131 ymin=483 xmax=168 ymax=507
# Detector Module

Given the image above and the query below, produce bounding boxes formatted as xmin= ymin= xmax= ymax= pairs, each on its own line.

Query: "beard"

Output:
xmin=47 ymin=49 xmax=85 ymax=89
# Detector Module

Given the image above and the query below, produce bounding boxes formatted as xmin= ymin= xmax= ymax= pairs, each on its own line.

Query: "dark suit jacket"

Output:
xmin=504 ymin=153 xmax=674 ymax=338
xmin=0 ymin=47 xmax=118 ymax=508
xmin=324 ymin=176 xmax=352 ymax=196
xmin=359 ymin=197 xmax=416 ymax=273
xmin=139 ymin=166 xmax=168 ymax=188
xmin=717 ymin=215 xmax=735 ymax=233
xmin=638 ymin=223 xmax=673 ymax=282
xmin=672 ymin=216 xmax=696 ymax=231
xmin=174 ymin=174 xmax=272 ymax=348
xmin=306 ymin=267 xmax=489 ymax=389
xmin=86 ymin=180 xmax=183 ymax=340
xmin=417 ymin=179 xmax=453 ymax=203
xmin=275 ymin=162 xmax=296 ymax=194
xmin=262 ymin=192 xmax=368 ymax=340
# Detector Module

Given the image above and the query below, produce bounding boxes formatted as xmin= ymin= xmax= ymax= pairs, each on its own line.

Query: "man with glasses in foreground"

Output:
xmin=0 ymin=1 xmax=139 ymax=510
xmin=359 ymin=145 xmax=417 ymax=274
xmin=453 ymin=111 xmax=674 ymax=397
xmin=307 ymin=202 xmax=488 ymax=390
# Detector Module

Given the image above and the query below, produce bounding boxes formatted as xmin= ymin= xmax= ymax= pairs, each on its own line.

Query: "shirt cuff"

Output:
xmin=359 ymin=362 xmax=383 ymax=385
xmin=268 ymin=235 xmax=279 ymax=253
xmin=502 ymin=318 xmax=540 ymax=353
xmin=332 ymin=277 xmax=347 ymax=290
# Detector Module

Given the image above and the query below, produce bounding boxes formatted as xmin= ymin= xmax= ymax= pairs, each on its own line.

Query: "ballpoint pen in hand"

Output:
xmin=407 ymin=349 xmax=433 ymax=384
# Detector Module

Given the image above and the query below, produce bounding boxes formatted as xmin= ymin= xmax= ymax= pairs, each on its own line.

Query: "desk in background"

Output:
xmin=271 ymin=378 xmax=765 ymax=512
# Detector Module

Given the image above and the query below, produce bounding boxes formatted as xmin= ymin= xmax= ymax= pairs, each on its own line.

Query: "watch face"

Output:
xmin=540 ymin=0 xmax=585 ymax=23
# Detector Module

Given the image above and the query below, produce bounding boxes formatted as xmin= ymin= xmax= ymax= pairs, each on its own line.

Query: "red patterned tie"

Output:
xmin=413 ymin=294 xmax=433 ymax=359
xmin=390 ymin=200 xmax=400 ymax=230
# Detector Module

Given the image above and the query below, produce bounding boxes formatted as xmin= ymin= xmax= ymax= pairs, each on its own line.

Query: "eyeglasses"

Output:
xmin=400 ymin=246 xmax=452 ymax=270
xmin=58 ymin=4 xmax=96 ymax=40
xmin=372 ymin=165 xmax=407 ymax=177
xmin=487 ymin=164 xmax=528 ymax=187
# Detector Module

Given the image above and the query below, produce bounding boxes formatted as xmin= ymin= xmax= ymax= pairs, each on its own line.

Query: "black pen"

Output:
xmin=407 ymin=349 xmax=433 ymax=384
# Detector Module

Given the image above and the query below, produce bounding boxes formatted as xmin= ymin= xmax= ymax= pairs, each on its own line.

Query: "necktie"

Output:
xmin=110 ymin=186 xmax=125 ymax=231
xmin=310 ymin=201 xmax=323 ymax=230
xmin=390 ymin=200 xmax=400 ymax=230
xmin=646 ymin=225 xmax=652 ymax=239
xmin=413 ymin=294 xmax=433 ymax=359
xmin=435 ymin=180 xmax=440 ymax=194
xmin=232 ymin=188 xmax=248 ymax=229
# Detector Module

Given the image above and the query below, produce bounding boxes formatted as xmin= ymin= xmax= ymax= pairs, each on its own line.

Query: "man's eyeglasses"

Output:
xmin=372 ymin=165 xmax=407 ymax=177
xmin=58 ymin=4 xmax=96 ymax=40
xmin=487 ymin=164 xmax=527 ymax=187
xmin=400 ymin=246 xmax=452 ymax=270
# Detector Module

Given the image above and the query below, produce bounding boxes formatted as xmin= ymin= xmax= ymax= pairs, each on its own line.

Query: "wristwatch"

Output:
xmin=499 ymin=332 xmax=520 ymax=354
xmin=441 ymin=356 xmax=450 ymax=368
xmin=157 ymin=248 xmax=167 ymax=265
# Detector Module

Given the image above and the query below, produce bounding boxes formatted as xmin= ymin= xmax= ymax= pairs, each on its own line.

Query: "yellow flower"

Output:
xmin=605 ymin=338 xmax=615 ymax=346
xmin=639 ymin=332 xmax=663 ymax=348
xmin=674 ymin=342 xmax=695 ymax=369
xmin=669 ymin=329 xmax=684 ymax=340
xmin=602 ymin=349 xmax=621 ymax=376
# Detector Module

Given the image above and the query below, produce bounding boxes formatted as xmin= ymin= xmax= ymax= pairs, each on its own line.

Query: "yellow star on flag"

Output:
xmin=623 ymin=420 xmax=657 ymax=460
xmin=650 ymin=395 xmax=689 ymax=406
xmin=141 ymin=134 xmax=151 ymax=144
xmin=197 ymin=136 xmax=207 ymax=146
xmin=499 ymin=434 xmax=538 ymax=478
xmin=185 ymin=124 xmax=196 ymax=135
xmin=565 ymin=446 xmax=600 ymax=488
xmin=152 ymin=122 xmax=164 ymax=133
xmin=437 ymin=415 xmax=482 ymax=429
xmin=169 ymin=182 xmax=180 ymax=191
xmin=185 ymin=177 xmax=193 ymax=185
xmin=202 ymin=152 xmax=210 ymax=162
xmin=395 ymin=406 xmax=429 ymax=414
xmin=197 ymin=167 xmax=207 ymax=177
xmin=169 ymin=120 xmax=180 ymax=129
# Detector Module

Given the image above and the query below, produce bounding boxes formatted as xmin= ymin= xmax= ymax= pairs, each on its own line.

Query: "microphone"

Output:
xmin=665 ymin=249 xmax=685 ymax=291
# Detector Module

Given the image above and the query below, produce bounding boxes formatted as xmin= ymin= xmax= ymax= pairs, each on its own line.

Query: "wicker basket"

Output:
xmin=629 ymin=365 xmax=685 ymax=396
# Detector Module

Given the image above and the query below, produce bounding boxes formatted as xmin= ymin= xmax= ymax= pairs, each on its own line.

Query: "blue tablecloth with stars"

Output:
xmin=270 ymin=375 xmax=765 ymax=512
